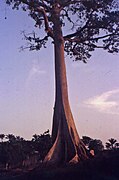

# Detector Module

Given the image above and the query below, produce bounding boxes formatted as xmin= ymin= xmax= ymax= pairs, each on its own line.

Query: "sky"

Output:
xmin=0 ymin=1 xmax=119 ymax=145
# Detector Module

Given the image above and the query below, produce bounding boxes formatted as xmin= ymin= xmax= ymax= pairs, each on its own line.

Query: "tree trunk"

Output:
xmin=44 ymin=10 xmax=88 ymax=166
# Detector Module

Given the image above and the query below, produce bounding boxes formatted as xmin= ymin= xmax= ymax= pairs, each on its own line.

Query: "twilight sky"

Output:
xmin=0 ymin=1 xmax=119 ymax=144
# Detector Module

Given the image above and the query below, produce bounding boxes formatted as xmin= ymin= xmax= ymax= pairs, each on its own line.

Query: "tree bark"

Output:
xmin=44 ymin=10 xmax=88 ymax=166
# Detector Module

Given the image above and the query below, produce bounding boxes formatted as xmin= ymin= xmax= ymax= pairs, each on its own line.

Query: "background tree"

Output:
xmin=115 ymin=142 xmax=119 ymax=149
xmin=0 ymin=134 xmax=26 ymax=168
xmin=0 ymin=141 xmax=9 ymax=167
xmin=32 ymin=130 xmax=52 ymax=160
xmin=5 ymin=0 xmax=119 ymax=165
xmin=0 ymin=132 xmax=52 ymax=168
xmin=106 ymin=138 xmax=119 ymax=150
xmin=6 ymin=134 xmax=17 ymax=143
xmin=82 ymin=136 xmax=92 ymax=147
xmin=88 ymin=139 xmax=104 ymax=155
xmin=82 ymin=136 xmax=104 ymax=155
xmin=15 ymin=136 xmax=25 ymax=142
xmin=0 ymin=134 xmax=5 ymax=142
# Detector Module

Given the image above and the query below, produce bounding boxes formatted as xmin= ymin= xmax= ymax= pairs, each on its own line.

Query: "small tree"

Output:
xmin=6 ymin=134 xmax=16 ymax=143
xmin=115 ymin=142 xmax=119 ymax=149
xmin=0 ymin=134 xmax=5 ymax=142
xmin=5 ymin=0 xmax=119 ymax=165
xmin=82 ymin=136 xmax=92 ymax=147
xmin=88 ymin=139 xmax=104 ymax=155
xmin=0 ymin=144 xmax=8 ymax=167
xmin=106 ymin=138 xmax=118 ymax=150
xmin=32 ymin=130 xmax=52 ymax=160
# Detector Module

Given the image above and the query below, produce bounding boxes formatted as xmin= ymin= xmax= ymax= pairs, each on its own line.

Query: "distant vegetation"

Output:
xmin=0 ymin=130 xmax=52 ymax=170
xmin=0 ymin=131 xmax=119 ymax=171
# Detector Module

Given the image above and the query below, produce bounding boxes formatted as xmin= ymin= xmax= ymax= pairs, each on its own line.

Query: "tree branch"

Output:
xmin=21 ymin=0 xmax=48 ymax=11
xmin=20 ymin=32 xmax=49 ymax=51
xmin=21 ymin=0 xmax=54 ymax=39
xmin=89 ymin=33 xmax=119 ymax=41
xmin=64 ymin=29 xmax=119 ymax=44
xmin=63 ymin=9 xmax=95 ymax=40
xmin=37 ymin=7 xmax=54 ymax=38
xmin=62 ymin=8 xmax=75 ymax=29
xmin=63 ymin=18 xmax=90 ymax=40
xmin=61 ymin=0 xmax=81 ymax=7
xmin=24 ymin=33 xmax=48 ymax=44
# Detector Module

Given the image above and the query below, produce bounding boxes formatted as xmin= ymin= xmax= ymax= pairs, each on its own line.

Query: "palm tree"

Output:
xmin=106 ymin=138 xmax=118 ymax=150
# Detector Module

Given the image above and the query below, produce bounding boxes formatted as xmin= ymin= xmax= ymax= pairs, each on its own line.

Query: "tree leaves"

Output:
xmin=5 ymin=0 xmax=119 ymax=62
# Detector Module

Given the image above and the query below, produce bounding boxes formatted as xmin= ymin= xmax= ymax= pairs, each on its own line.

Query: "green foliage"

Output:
xmin=5 ymin=0 xmax=119 ymax=62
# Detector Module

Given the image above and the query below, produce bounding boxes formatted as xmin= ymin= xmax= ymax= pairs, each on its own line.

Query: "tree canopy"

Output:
xmin=5 ymin=0 xmax=119 ymax=62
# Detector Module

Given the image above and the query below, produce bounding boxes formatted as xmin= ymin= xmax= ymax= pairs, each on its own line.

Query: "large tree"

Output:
xmin=5 ymin=0 xmax=119 ymax=165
